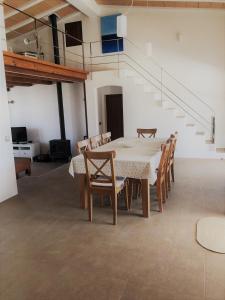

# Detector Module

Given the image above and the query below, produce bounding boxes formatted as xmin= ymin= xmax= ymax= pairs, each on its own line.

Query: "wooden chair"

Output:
xmin=76 ymin=139 xmax=90 ymax=154
xmin=169 ymin=132 xmax=178 ymax=183
xmin=128 ymin=142 xmax=170 ymax=213
xmin=129 ymin=128 xmax=157 ymax=199
xmin=90 ymin=135 xmax=102 ymax=149
xmin=155 ymin=143 xmax=170 ymax=212
xmin=165 ymin=138 xmax=174 ymax=197
xmin=101 ymin=132 xmax=111 ymax=144
xmin=83 ymin=151 xmax=128 ymax=225
xmin=137 ymin=128 xmax=157 ymax=138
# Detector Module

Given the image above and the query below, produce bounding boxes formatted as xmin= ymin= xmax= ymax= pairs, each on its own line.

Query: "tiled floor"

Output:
xmin=0 ymin=159 xmax=224 ymax=300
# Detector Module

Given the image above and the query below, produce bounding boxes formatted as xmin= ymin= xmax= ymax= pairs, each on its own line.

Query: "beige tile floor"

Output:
xmin=0 ymin=159 xmax=224 ymax=300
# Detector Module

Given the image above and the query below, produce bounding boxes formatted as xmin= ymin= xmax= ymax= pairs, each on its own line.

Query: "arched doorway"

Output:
xmin=97 ymin=85 xmax=124 ymax=140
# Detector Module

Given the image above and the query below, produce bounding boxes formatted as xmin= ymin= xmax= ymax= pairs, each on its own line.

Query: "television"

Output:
xmin=11 ymin=127 xmax=27 ymax=143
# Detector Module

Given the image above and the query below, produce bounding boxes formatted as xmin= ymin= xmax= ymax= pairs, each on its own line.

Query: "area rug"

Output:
xmin=197 ymin=217 xmax=225 ymax=254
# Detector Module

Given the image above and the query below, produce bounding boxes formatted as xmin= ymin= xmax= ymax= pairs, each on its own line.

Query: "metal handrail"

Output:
xmin=124 ymin=38 xmax=215 ymax=114
xmin=125 ymin=61 xmax=210 ymax=130
xmin=88 ymin=57 xmax=210 ymax=130
xmin=123 ymin=53 xmax=210 ymax=126
xmin=89 ymin=51 xmax=211 ymax=127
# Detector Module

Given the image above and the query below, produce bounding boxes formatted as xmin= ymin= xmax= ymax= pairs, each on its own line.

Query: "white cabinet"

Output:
xmin=13 ymin=143 xmax=40 ymax=161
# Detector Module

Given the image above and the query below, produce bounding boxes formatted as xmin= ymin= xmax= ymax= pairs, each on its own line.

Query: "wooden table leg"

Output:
xmin=78 ymin=174 xmax=88 ymax=209
xmin=141 ymin=179 xmax=150 ymax=218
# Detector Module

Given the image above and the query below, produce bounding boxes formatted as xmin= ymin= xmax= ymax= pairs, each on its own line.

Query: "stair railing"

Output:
xmin=84 ymin=38 xmax=215 ymax=139
xmin=124 ymin=38 xmax=215 ymax=115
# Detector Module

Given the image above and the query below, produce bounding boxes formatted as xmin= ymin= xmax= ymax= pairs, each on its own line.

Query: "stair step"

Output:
xmin=134 ymin=78 xmax=145 ymax=85
xmin=144 ymin=86 xmax=152 ymax=93
xmin=186 ymin=123 xmax=195 ymax=127
xmin=153 ymin=93 xmax=161 ymax=101
xmin=165 ymin=107 xmax=175 ymax=111
xmin=205 ymin=139 xmax=214 ymax=144
xmin=121 ymin=69 xmax=135 ymax=77
xmin=216 ymin=148 xmax=225 ymax=153
xmin=196 ymin=131 xmax=205 ymax=135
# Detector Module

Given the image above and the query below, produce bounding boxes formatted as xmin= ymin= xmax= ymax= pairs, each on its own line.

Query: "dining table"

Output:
xmin=69 ymin=137 xmax=165 ymax=218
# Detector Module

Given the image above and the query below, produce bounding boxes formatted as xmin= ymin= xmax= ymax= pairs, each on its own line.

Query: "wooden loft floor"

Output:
xmin=4 ymin=51 xmax=88 ymax=88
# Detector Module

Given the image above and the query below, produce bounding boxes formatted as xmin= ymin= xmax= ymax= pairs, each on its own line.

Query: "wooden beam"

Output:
xmin=5 ymin=0 xmax=67 ymax=28
xmin=5 ymin=1 xmax=68 ymax=33
xmin=6 ymin=17 xmax=48 ymax=40
xmin=3 ymin=51 xmax=88 ymax=83
xmin=95 ymin=0 xmax=225 ymax=9
xmin=3 ymin=0 xmax=29 ymax=16
xmin=66 ymin=0 xmax=101 ymax=16
xmin=7 ymin=82 xmax=33 ymax=87
xmin=56 ymin=5 xmax=78 ymax=18
xmin=4 ymin=0 xmax=43 ymax=19
xmin=5 ymin=67 xmax=75 ymax=83
xmin=6 ymin=75 xmax=53 ymax=85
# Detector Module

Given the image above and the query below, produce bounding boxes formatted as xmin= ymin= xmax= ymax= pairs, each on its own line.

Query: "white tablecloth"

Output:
xmin=69 ymin=138 xmax=165 ymax=185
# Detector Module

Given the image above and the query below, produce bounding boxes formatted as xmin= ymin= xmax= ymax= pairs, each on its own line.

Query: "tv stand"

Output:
xmin=13 ymin=142 xmax=40 ymax=161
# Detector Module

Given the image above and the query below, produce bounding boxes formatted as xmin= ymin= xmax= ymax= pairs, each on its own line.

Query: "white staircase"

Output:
xmin=82 ymin=38 xmax=225 ymax=158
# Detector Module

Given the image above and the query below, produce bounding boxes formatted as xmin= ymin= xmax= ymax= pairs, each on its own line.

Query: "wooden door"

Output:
xmin=106 ymin=94 xmax=124 ymax=140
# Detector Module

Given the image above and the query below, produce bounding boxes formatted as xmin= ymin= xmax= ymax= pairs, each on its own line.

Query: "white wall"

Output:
xmin=86 ymin=70 xmax=225 ymax=158
xmin=6 ymin=7 xmax=225 ymax=155
xmin=0 ymin=5 xmax=17 ymax=202
xmin=82 ymin=8 xmax=225 ymax=153
xmin=8 ymin=82 xmax=86 ymax=155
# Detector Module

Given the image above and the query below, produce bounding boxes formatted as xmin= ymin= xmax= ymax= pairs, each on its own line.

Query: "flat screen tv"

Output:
xmin=11 ymin=127 xmax=27 ymax=143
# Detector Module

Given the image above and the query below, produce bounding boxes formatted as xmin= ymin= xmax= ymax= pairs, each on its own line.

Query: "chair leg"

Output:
xmin=124 ymin=183 xmax=129 ymax=210
xmin=128 ymin=180 xmax=133 ymax=210
xmin=168 ymin=170 xmax=171 ymax=191
xmin=100 ymin=195 xmax=104 ymax=207
xmin=165 ymin=176 xmax=168 ymax=199
xmin=137 ymin=181 xmax=141 ymax=198
xmin=112 ymin=193 xmax=118 ymax=225
xmin=156 ymin=184 xmax=163 ymax=213
xmin=162 ymin=181 xmax=166 ymax=203
xmin=88 ymin=193 xmax=93 ymax=222
xmin=171 ymin=163 xmax=175 ymax=182
xmin=139 ymin=182 xmax=142 ymax=196
xmin=134 ymin=182 xmax=138 ymax=199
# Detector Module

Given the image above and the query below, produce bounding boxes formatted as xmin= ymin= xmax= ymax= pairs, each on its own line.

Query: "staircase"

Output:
xmin=82 ymin=38 xmax=215 ymax=145
xmin=68 ymin=37 xmax=225 ymax=157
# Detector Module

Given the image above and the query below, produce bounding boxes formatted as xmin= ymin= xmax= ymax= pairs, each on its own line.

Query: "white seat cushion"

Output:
xmin=91 ymin=177 xmax=125 ymax=189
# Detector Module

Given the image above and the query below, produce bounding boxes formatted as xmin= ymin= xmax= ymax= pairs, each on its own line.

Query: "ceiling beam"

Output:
xmin=95 ymin=0 xmax=225 ymax=9
xmin=66 ymin=0 xmax=101 ymax=16
xmin=4 ymin=0 xmax=44 ymax=19
xmin=5 ymin=3 xmax=69 ymax=33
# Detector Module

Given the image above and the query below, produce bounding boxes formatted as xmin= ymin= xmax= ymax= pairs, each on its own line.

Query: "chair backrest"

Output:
xmin=170 ymin=132 xmax=178 ymax=160
xmin=83 ymin=151 xmax=116 ymax=189
xmin=90 ymin=135 xmax=102 ymax=149
xmin=101 ymin=132 xmax=111 ymax=144
xmin=158 ymin=143 xmax=170 ymax=180
xmin=137 ymin=128 xmax=157 ymax=138
xmin=76 ymin=139 xmax=90 ymax=154
xmin=166 ymin=138 xmax=174 ymax=171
